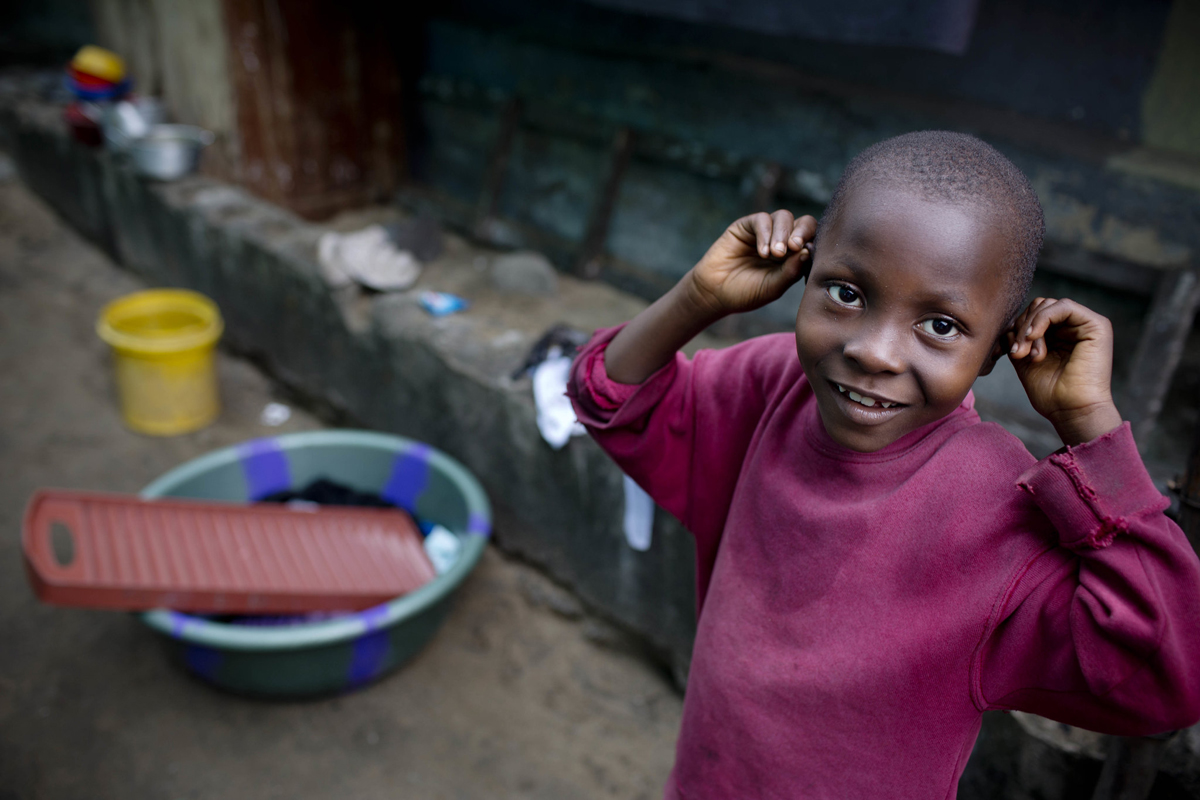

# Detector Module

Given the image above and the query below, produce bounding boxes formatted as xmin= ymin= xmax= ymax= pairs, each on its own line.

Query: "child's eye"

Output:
xmin=919 ymin=318 xmax=959 ymax=338
xmin=826 ymin=284 xmax=862 ymax=308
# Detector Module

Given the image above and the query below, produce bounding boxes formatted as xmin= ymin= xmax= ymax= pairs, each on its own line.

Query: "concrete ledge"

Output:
xmin=0 ymin=91 xmax=701 ymax=679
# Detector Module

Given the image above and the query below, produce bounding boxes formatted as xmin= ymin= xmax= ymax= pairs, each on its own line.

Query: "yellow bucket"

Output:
xmin=96 ymin=290 xmax=224 ymax=436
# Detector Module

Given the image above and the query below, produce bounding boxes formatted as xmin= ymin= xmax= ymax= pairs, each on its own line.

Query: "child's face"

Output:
xmin=795 ymin=184 xmax=1012 ymax=452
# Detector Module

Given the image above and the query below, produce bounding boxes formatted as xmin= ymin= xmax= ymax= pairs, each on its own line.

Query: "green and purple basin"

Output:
xmin=138 ymin=430 xmax=490 ymax=698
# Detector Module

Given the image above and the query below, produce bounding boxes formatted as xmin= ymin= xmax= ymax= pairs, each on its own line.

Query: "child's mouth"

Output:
xmin=833 ymin=383 xmax=903 ymax=410
xmin=826 ymin=381 xmax=908 ymax=428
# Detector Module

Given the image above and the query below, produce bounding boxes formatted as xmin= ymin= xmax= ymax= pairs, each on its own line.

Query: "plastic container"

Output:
xmin=63 ymin=73 xmax=131 ymax=102
xmin=23 ymin=490 xmax=437 ymax=612
xmin=70 ymin=45 xmax=127 ymax=83
xmin=96 ymin=289 xmax=223 ymax=436
xmin=137 ymin=430 xmax=491 ymax=697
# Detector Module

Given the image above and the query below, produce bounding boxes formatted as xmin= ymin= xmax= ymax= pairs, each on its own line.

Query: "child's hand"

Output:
xmin=1008 ymin=297 xmax=1124 ymax=446
xmin=686 ymin=211 xmax=817 ymax=317
xmin=604 ymin=211 xmax=815 ymax=384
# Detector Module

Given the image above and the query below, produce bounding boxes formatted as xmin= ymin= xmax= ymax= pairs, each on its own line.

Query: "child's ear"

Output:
xmin=977 ymin=334 xmax=1009 ymax=377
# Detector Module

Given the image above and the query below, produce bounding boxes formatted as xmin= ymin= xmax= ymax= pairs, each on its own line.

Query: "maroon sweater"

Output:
xmin=568 ymin=327 xmax=1200 ymax=800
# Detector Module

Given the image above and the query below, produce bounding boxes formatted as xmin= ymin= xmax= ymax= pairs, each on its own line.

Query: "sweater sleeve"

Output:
xmin=567 ymin=326 xmax=789 ymax=601
xmin=975 ymin=423 xmax=1200 ymax=734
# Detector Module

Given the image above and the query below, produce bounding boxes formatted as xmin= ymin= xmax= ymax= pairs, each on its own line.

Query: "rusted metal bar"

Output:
xmin=1123 ymin=267 xmax=1200 ymax=442
xmin=576 ymin=126 xmax=635 ymax=279
xmin=473 ymin=98 xmax=521 ymax=241
xmin=1090 ymin=734 xmax=1172 ymax=800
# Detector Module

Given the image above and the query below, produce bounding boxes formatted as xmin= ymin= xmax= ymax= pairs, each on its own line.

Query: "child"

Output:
xmin=567 ymin=131 xmax=1200 ymax=799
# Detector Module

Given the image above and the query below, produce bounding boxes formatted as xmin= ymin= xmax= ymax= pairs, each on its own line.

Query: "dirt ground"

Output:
xmin=0 ymin=161 xmax=682 ymax=798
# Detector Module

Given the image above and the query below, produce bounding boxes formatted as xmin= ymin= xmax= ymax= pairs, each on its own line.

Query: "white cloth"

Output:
xmin=318 ymin=225 xmax=421 ymax=291
xmin=532 ymin=355 xmax=586 ymax=449
xmin=530 ymin=349 xmax=652 ymax=549
xmin=423 ymin=525 xmax=461 ymax=575
xmin=622 ymin=474 xmax=654 ymax=551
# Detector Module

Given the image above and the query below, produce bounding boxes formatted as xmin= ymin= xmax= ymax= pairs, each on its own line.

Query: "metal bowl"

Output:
xmin=128 ymin=123 xmax=214 ymax=180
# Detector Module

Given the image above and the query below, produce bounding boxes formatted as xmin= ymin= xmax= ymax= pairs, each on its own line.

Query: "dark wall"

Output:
xmin=0 ymin=0 xmax=94 ymax=67
xmin=436 ymin=0 xmax=1172 ymax=143
xmin=403 ymin=0 xmax=1191 ymax=318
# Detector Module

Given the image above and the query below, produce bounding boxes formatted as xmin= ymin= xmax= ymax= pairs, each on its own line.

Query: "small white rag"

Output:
xmin=318 ymin=225 xmax=421 ymax=291
xmin=423 ymin=525 xmax=461 ymax=575
xmin=623 ymin=474 xmax=654 ymax=551
xmin=532 ymin=354 xmax=586 ymax=449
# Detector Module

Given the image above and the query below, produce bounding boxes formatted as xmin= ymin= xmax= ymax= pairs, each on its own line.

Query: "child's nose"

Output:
xmin=843 ymin=322 xmax=906 ymax=374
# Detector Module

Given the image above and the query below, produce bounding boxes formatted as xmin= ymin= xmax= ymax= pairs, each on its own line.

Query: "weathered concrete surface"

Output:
xmin=0 ymin=82 xmax=711 ymax=681
xmin=0 ymin=166 xmax=683 ymax=799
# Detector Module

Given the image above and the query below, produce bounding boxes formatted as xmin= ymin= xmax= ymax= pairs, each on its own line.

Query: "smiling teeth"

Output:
xmin=835 ymin=384 xmax=895 ymax=409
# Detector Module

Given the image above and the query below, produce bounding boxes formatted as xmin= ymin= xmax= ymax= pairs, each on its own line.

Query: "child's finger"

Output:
xmin=748 ymin=212 xmax=773 ymax=258
xmin=1008 ymin=305 xmax=1031 ymax=357
xmin=1021 ymin=298 xmax=1059 ymax=340
xmin=1014 ymin=337 xmax=1045 ymax=363
xmin=1019 ymin=297 xmax=1051 ymax=330
xmin=1010 ymin=298 xmax=1037 ymax=334
xmin=790 ymin=215 xmax=818 ymax=250
xmin=1018 ymin=298 xmax=1101 ymax=362
xmin=769 ymin=210 xmax=795 ymax=257
xmin=1009 ymin=297 xmax=1054 ymax=359
xmin=1027 ymin=299 xmax=1081 ymax=343
xmin=1031 ymin=337 xmax=1045 ymax=362
xmin=770 ymin=248 xmax=810 ymax=291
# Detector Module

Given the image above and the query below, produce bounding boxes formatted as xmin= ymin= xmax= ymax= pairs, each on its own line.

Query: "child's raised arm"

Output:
xmin=604 ymin=211 xmax=817 ymax=384
xmin=1007 ymin=297 xmax=1125 ymax=446
xmin=992 ymin=297 xmax=1200 ymax=733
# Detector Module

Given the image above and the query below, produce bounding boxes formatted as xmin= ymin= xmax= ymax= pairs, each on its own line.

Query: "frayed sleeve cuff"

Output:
xmin=1017 ymin=422 xmax=1169 ymax=551
xmin=567 ymin=325 xmax=680 ymax=430
xmin=579 ymin=330 xmax=640 ymax=411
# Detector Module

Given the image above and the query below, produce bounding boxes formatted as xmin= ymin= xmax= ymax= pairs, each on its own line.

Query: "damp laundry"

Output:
xmin=519 ymin=324 xmax=591 ymax=450
xmin=259 ymin=477 xmax=399 ymax=509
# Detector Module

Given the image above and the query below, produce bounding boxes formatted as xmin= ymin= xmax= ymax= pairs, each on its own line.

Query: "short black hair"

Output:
xmin=816 ymin=130 xmax=1044 ymax=326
